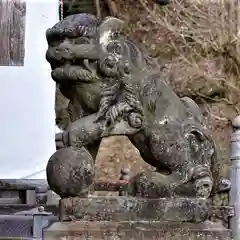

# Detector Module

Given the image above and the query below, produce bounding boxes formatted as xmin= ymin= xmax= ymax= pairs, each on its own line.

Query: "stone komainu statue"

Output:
xmin=45 ymin=13 xmax=230 ymax=199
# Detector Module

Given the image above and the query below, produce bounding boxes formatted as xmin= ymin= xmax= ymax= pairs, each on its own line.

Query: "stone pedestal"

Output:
xmin=44 ymin=221 xmax=231 ymax=240
xmin=43 ymin=197 xmax=234 ymax=240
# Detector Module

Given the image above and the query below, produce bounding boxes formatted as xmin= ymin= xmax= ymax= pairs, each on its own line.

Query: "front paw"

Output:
xmin=55 ymin=131 xmax=69 ymax=149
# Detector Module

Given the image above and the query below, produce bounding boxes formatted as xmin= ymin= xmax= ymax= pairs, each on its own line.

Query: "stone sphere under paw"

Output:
xmin=46 ymin=147 xmax=94 ymax=198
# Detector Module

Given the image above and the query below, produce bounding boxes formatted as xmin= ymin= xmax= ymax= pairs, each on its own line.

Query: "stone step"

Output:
xmin=43 ymin=221 xmax=232 ymax=240
xmin=59 ymin=197 xmax=234 ymax=223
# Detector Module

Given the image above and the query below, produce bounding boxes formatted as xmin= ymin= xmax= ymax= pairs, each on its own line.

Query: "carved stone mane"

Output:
xmin=96 ymin=36 xmax=162 ymax=126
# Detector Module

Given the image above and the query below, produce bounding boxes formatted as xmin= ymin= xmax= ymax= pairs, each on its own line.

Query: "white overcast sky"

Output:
xmin=0 ymin=0 xmax=59 ymax=179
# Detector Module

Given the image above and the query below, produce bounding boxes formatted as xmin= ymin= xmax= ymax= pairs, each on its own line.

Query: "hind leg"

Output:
xmin=126 ymin=166 xmax=213 ymax=199
xmin=126 ymin=171 xmax=179 ymax=198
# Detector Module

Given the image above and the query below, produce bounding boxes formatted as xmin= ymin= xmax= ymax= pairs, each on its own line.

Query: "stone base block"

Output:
xmin=59 ymin=196 xmax=234 ymax=223
xmin=43 ymin=221 xmax=232 ymax=240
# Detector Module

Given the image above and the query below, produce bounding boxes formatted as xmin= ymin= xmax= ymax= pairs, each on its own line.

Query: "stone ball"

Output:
xmin=46 ymin=147 xmax=94 ymax=198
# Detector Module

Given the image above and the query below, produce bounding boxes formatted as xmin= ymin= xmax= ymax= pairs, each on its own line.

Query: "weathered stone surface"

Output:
xmin=47 ymin=147 xmax=95 ymax=198
xmin=59 ymin=197 xmax=234 ymax=223
xmin=45 ymin=13 xmax=230 ymax=200
xmin=43 ymin=221 xmax=232 ymax=240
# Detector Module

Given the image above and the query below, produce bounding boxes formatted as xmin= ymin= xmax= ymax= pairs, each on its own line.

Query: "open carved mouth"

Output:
xmin=50 ymin=58 xmax=100 ymax=84
xmin=81 ymin=59 xmax=98 ymax=74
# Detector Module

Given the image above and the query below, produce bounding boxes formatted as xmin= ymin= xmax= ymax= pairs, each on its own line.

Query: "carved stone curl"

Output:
xmin=45 ymin=13 xmax=230 ymax=200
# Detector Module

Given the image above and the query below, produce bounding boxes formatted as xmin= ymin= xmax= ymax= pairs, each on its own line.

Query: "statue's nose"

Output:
xmin=55 ymin=46 xmax=70 ymax=54
xmin=46 ymin=46 xmax=68 ymax=62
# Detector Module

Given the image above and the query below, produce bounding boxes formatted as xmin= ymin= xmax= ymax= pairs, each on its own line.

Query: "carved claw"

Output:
xmin=181 ymin=165 xmax=213 ymax=198
xmin=55 ymin=133 xmax=65 ymax=149
xmin=191 ymin=165 xmax=212 ymax=181
xmin=55 ymin=132 xmax=69 ymax=149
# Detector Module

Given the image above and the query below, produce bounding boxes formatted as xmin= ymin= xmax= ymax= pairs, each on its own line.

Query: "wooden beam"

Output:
xmin=0 ymin=0 xmax=26 ymax=66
